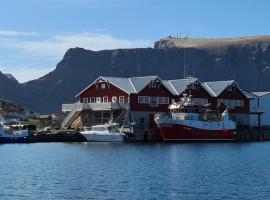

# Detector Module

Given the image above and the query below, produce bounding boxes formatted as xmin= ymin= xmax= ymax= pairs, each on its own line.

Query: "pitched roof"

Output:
xmin=161 ymin=80 xmax=178 ymax=95
xmin=129 ymin=76 xmax=159 ymax=93
xmin=203 ymin=80 xmax=235 ymax=97
xmin=240 ymin=89 xmax=255 ymax=99
xmin=252 ymin=91 xmax=270 ymax=97
xmin=103 ymin=77 xmax=135 ymax=94
xmin=168 ymin=77 xmax=199 ymax=95
xmin=75 ymin=76 xmax=135 ymax=97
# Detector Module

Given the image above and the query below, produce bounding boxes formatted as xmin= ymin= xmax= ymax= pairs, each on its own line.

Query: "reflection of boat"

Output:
xmin=80 ymin=122 xmax=126 ymax=142
xmin=154 ymin=94 xmax=236 ymax=141
xmin=0 ymin=125 xmax=29 ymax=143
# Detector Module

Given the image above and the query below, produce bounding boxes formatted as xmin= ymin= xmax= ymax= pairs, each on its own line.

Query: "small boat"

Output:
xmin=80 ymin=122 xmax=126 ymax=142
xmin=0 ymin=125 xmax=29 ymax=143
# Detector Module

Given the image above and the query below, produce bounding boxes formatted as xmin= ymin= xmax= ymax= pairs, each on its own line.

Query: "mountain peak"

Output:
xmin=4 ymin=73 xmax=18 ymax=83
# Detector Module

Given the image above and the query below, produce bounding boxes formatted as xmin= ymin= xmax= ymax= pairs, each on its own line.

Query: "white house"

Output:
xmin=251 ymin=92 xmax=270 ymax=127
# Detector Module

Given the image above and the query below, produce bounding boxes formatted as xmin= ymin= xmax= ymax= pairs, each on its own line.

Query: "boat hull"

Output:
xmin=0 ymin=129 xmax=29 ymax=143
xmin=0 ymin=136 xmax=29 ymax=143
xmin=80 ymin=131 xmax=124 ymax=142
xmin=155 ymin=119 xmax=236 ymax=141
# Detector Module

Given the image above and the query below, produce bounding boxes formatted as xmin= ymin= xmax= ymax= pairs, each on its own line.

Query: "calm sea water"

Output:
xmin=0 ymin=142 xmax=270 ymax=200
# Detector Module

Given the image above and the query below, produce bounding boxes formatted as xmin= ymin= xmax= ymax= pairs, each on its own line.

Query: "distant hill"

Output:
xmin=154 ymin=35 xmax=270 ymax=49
xmin=0 ymin=98 xmax=36 ymax=121
xmin=0 ymin=35 xmax=270 ymax=113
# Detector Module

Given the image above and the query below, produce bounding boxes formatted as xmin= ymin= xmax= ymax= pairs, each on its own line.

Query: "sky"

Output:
xmin=0 ymin=0 xmax=269 ymax=83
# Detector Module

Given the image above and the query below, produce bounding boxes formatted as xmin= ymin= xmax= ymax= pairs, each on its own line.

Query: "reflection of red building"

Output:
xmin=62 ymin=76 xmax=254 ymax=139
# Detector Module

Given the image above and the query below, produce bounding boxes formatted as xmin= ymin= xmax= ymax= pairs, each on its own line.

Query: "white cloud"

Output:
xmin=15 ymin=33 xmax=152 ymax=59
xmin=0 ymin=31 xmax=152 ymax=82
xmin=0 ymin=30 xmax=39 ymax=37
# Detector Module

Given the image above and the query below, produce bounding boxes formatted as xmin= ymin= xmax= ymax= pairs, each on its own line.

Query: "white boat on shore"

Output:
xmin=80 ymin=123 xmax=126 ymax=142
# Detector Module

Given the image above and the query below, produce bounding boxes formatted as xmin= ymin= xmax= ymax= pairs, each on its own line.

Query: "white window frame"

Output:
xmin=101 ymin=83 xmax=106 ymax=89
xmin=103 ymin=96 xmax=108 ymax=103
xmin=82 ymin=98 xmax=88 ymax=103
xmin=96 ymin=97 xmax=101 ymax=103
xmin=119 ymin=96 xmax=125 ymax=103
xmin=150 ymin=96 xmax=158 ymax=107
xmin=158 ymin=97 xmax=163 ymax=104
xmin=144 ymin=96 xmax=150 ymax=104
xmin=138 ymin=96 xmax=143 ymax=104
xmin=164 ymin=97 xmax=169 ymax=104
xmin=90 ymin=97 xmax=95 ymax=103
xmin=112 ymin=96 xmax=117 ymax=102
xmin=217 ymin=99 xmax=244 ymax=108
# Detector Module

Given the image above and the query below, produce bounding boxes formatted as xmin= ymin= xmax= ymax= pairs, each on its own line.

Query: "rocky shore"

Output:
xmin=28 ymin=130 xmax=86 ymax=143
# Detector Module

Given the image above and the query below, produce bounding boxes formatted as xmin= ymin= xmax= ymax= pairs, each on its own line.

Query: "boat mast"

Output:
xmin=183 ymin=47 xmax=186 ymax=79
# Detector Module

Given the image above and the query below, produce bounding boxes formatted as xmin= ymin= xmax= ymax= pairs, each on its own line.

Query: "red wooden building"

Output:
xmin=62 ymin=76 xmax=254 ymax=138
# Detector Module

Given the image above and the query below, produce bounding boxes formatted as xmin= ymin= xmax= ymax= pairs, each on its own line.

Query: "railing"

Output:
xmin=250 ymin=107 xmax=264 ymax=114
xmin=62 ymin=102 xmax=130 ymax=112
xmin=154 ymin=113 xmax=171 ymax=120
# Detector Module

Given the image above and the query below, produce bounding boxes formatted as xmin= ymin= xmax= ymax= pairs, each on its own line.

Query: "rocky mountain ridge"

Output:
xmin=0 ymin=35 xmax=270 ymax=113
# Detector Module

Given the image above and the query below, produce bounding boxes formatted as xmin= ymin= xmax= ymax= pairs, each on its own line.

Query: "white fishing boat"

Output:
xmin=80 ymin=122 xmax=126 ymax=142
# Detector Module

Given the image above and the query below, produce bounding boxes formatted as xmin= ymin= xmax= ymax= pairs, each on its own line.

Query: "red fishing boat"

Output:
xmin=154 ymin=94 xmax=237 ymax=141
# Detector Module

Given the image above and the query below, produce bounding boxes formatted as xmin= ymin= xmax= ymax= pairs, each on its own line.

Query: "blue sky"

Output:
xmin=0 ymin=0 xmax=269 ymax=82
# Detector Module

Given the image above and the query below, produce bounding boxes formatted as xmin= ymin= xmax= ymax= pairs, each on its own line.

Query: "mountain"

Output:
xmin=4 ymin=73 xmax=18 ymax=83
xmin=0 ymin=71 xmax=22 ymax=102
xmin=1 ymin=35 xmax=270 ymax=113
xmin=0 ymin=98 xmax=36 ymax=121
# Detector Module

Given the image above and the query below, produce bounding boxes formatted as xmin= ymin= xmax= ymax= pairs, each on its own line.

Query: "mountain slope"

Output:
xmin=1 ymin=36 xmax=270 ymax=113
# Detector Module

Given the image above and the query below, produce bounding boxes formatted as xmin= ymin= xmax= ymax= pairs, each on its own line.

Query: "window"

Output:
xmin=164 ymin=97 xmax=169 ymax=104
xmin=90 ymin=97 xmax=95 ymax=103
xmin=112 ymin=96 xmax=117 ymax=102
xmin=217 ymin=99 xmax=244 ymax=108
xmin=119 ymin=96 xmax=125 ymax=103
xmin=144 ymin=96 xmax=150 ymax=104
xmin=138 ymin=96 xmax=143 ymax=103
xmin=96 ymin=97 xmax=101 ymax=103
xmin=101 ymin=83 xmax=106 ymax=89
xmin=82 ymin=98 xmax=88 ymax=103
xmin=150 ymin=97 xmax=158 ymax=107
xmin=227 ymin=86 xmax=233 ymax=92
xmin=171 ymin=99 xmax=175 ymax=103
xmin=103 ymin=96 xmax=108 ymax=103
xmin=191 ymin=98 xmax=208 ymax=105
xmin=158 ymin=97 xmax=164 ymax=104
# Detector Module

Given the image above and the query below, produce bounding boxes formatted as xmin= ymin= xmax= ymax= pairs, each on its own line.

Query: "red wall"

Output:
xmin=179 ymin=85 xmax=213 ymax=103
xmin=217 ymin=87 xmax=249 ymax=113
xmin=78 ymin=79 xmax=249 ymax=114
xmin=130 ymin=84 xmax=175 ymax=112
xmin=79 ymin=82 xmax=129 ymax=103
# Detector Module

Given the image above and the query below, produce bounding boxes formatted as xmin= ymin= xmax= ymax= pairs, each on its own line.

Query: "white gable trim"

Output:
xmin=202 ymin=83 xmax=216 ymax=97
xmin=75 ymin=76 xmax=131 ymax=98
xmin=75 ymin=76 xmax=103 ymax=98
xmin=128 ymin=78 xmax=137 ymax=93
xmin=168 ymin=80 xmax=179 ymax=95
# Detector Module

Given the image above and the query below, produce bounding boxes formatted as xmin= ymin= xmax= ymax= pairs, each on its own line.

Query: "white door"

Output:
xmin=96 ymin=97 xmax=101 ymax=103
